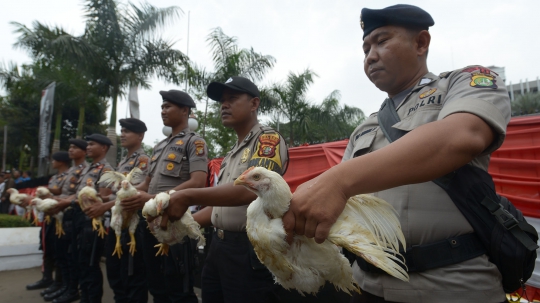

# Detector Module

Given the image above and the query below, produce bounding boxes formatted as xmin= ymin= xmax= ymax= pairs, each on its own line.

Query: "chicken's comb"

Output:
xmin=242 ymin=166 xmax=256 ymax=176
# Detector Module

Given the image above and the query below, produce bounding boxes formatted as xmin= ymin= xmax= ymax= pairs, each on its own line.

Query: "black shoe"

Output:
xmin=40 ymin=283 xmax=62 ymax=296
xmin=26 ymin=277 xmax=54 ymax=290
xmin=44 ymin=286 xmax=67 ymax=301
xmin=52 ymin=291 xmax=80 ymax=303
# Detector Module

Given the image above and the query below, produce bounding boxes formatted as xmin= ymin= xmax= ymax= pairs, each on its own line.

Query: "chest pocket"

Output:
xmin=160 ymin=151 xmax=187 ymax=178
xmin=352 ymin=131 xmax=376 ymax=158
xmin=393 ymin=106 xmax=441 ymax=132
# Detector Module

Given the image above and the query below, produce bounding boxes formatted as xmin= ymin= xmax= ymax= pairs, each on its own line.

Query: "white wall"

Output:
xmin=0 ymin=227 xmax=42 ymax=271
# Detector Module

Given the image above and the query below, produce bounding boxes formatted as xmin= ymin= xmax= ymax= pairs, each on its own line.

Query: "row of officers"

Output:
xmin=22 ymin=3 xmax=513 ymax=302
xmin=25 ymin=76 xmax=341 ymax=303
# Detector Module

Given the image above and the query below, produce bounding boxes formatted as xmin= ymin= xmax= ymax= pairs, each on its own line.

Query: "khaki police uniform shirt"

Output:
xmin=48 ymin=172 xmax=68 ymax=192
xmin=75 ymin=159 xmax=115 ymax=196
xmin=343 ymin=66 xmax=511 ymax=303
xmin=59 ymin=162 xmax=88 ymax=198
xmin=117 ymin=147 xmax=150 ymax=186
xmin=211 ymin=123 xmax=289 ymax=232
xmin=147 ymin=128 xmax=208 ymax=195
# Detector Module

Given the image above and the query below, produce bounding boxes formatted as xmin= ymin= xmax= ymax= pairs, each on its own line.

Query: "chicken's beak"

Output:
xmin=233 ymin=175 xmax=246 ymax=186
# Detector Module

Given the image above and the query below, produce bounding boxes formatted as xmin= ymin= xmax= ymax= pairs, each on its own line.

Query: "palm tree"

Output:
xmin=269 ymin=69 xmax=317 ymax=146
xmin=512 ymin=93 xmax=540 ymax=116
xmin=186 ymin=27 xmax=276 ymax=157
xmin=82 ymin=0 xmax=189 ymax=164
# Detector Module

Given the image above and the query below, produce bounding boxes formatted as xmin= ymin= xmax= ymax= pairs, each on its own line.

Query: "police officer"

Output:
xmin=60 ymin=134 xmax=114 ymax=303
xmin=26 ymin=151 xmax=70 ymax=296
xmin=159 ymin=77 xmax=290 ymax=303
xmin=120 ymin=90 xmax=208 ymax=303
xmin=50 ymin=139 xmax=89 ymax=303
xmin=40 ymin=151 xmax=71 ymax=301
xmin=284 ymin=4 xmax=511 ymax=303
xmin=85 ymin=118 xmax=150 ymax=303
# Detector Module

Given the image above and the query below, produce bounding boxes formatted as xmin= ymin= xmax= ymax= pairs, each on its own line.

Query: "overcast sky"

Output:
xmin=2 ymin=0 xmax=540 ymax=146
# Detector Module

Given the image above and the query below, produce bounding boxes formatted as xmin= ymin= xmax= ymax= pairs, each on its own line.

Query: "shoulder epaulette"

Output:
xmin=439 ymin=71 xmax=453 ymax=79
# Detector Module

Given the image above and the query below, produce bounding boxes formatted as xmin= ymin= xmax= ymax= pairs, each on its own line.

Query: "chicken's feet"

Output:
xmin=128 ymin=232 xmax=136 ymax=256
xmin=45 ymin=215 xmax=51 ymax=225
xmin=32 ymin=216 xmax=39 ymax=226
xmin=154 ymin=243 xmax=169 ymax=256
xmin=112 ymin=235 xmax=122 ymax=258
xmin=55 ymin=221 xmax=65 ymax=238
xmin=95 ymin=220 xmax=107 ymax=239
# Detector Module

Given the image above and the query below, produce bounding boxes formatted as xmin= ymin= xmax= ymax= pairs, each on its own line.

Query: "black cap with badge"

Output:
xmin=119 ymin=118 xmax=147 ymax=133
xmin=360 ymin=4 xmax=434 ymax=39
xmin=85 ymin=134 xmax=113 ymax=146
xmin=68 ymin=139 xmax=88 ymax=151
xmin=207 ymin=76 xmax=260 ymax=102
xmin=159 ymin=90 xmax=196 ymax=108
xmin=52 ymin=151 xmax=71 ymax=164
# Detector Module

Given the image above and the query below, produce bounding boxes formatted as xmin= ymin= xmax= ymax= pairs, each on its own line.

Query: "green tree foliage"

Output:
xmin=511 ymin=93 xmax=540 ymax=116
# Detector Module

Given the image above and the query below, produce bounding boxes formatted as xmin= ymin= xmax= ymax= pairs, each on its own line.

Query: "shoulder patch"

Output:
xmin=248 ymin=133 xmax=283 ymax=174
xmin=194 ymin=140 xmax=206 ymax=156
xmin=462 ymin=66 xmax=498 ymax=89
xmin=138 ymin=156 xmax=149 ymax=169
xmin=439 ymin=71 xmax=452 ymax=78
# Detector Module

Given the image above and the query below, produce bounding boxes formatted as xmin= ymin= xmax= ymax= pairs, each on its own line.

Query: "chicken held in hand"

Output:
xmin=77 ymin=179 xmax=107 ymax=238
xmin=31 ymin=198 xmax=65 ymax=237
xmin=142 ymin=190 xmax=205 ymax=256
xmin=98 ymin=167 xmax=143 ymax=257
xmin=234 ymin=166 xmax=409 ymax=296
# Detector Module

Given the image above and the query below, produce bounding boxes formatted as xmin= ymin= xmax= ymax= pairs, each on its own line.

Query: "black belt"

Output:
xmin=213 ymin=228 xmax=249 ymax=242
xmin=358 ymin=233 xmax=486 ymax=274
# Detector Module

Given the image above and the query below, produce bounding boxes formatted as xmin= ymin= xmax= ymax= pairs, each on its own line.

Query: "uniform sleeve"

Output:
xmin=438 ymin=66 xmax=511 ymax=154
xmin=133 ymin=155 xmax=150 ymax=185
xmin=47 ymin=174 xmax=57 ymax=189
xmin=247 ymin=132 xmax=287 ymax=175
xmin=188 ymin=137 xmax=208 ymax=173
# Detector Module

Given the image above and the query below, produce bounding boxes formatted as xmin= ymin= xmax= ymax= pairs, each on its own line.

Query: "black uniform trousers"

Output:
xmin=55 ymin=208 xmax=75 ymax=290
xmin=202 ymin=230 xmax=351 ymax=303
xmin=105 ymin=218 xmax=148 ymax=303
xmin=141 ymin=225 xmax=198 ymax=303
xmin=42 ymin=217 xmax=58 ymax=281
xmin=74 ymin=205 xmax=105 ymax=303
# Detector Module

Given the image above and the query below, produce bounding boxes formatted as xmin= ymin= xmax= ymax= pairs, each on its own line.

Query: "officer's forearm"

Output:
xmin=49 ymin=187 xmax=62 ymax=196
xmin=102 ymin=201 xmax=115 ymax=211
xmin=171 ymin=171 xmax=207 ymax=192
xmin=336 ymin=112 xmax=495 ymax=198
xmin=135 ymin=176 xmax=151 ymax=192
xmin=193 ymin=206 xmax=213 ymax=228
xmin=183 ymin=183 xmax=257 ymax=208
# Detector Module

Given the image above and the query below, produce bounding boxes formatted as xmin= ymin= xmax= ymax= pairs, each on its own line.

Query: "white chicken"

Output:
xmin=234 ymin=166 xmax=409 ymax=296
xmin=77 ymin=179 xmax=107 ymax=238
xmin=98 ymin=167 xmax=143 ymax=257
xmin=7 ymin=188 xmax=33 ymax=222
xmin=35 ymin=187 xmax=54 ymax=224
xmin=31 ymin=198 xmax=65 ymax=237
xmin=142 ymin=190 xmax=205 ymax=256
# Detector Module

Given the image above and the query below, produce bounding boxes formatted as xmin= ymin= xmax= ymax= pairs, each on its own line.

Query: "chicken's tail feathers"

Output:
xmin=98 ymin=171 xmax=125 ymax=190
xmin=331 ymin=233 xmax=409 ymax=282
xmin=342 ymin=194 xmax=406 ymax=252
xmin=126 ymin=167 xmax=143 ymax=184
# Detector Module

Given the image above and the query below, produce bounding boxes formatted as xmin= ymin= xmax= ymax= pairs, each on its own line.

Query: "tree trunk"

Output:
xmin=106 ymin=90 xmax=119 ymax=167
xmin=289 ymin=121 xmax=294 ymax=147
xmin=51 ymin=110 xmax=62 ymax=154
xmin=202 ymin=97 xmax=209 ymax=139
xmin=77 ymin=100 xmax=86 ymax=138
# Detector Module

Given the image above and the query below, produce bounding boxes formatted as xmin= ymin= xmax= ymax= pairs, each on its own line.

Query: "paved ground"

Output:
xmin=0 ymin=264 xmax=201 ymax=303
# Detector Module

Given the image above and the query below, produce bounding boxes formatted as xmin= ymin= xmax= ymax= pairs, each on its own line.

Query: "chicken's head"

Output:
xmin=121 ymin=180 xmax=131 ymax=191
xmin=155 ymin=192 xmax=170 ymax=214
xmin=234 ymin=166 xmax=292 ymax=217
xmin=30 ymin=198 xmax=42 ymax=207
xmin=6 ymin=188 xmax=18 ymax=195
xmin=142 ymin=198 xmax=158 ymax=218
xmin=36 ymin=187 xmax=51 ymax=198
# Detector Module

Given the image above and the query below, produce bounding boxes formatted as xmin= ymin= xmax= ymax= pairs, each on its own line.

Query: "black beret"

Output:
xmin=68 ymin=139 xmax=88 ymax=151
xmin=159 ymin=90 xmax=196 ymax=108
xmin=207 ymin=76 xmax=260 ymax=102
xmin=52 ymin=151 xmax=71 ymax=164
xmin=119 ymin=118 xmax=147 ymax=133
xmin=85 ymin=134 xmax=113 ymax=146
xmin=361 ymin=4 xmax=434 ymax=39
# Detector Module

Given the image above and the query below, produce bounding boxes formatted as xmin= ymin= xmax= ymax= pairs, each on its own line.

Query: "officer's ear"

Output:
xmin=251 ymin=97 xmax=260 ymax=114
xmin=415 ymin=30 xmax=431 ymax=59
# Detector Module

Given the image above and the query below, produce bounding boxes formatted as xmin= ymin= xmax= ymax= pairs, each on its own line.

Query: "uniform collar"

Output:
xmin=166 ymin=127 xmax=192 ymax=143
xmin=394 ymin=72 xmax=438 ymax=110
xmin=227 ymin=122 xmax=262 ymax=157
